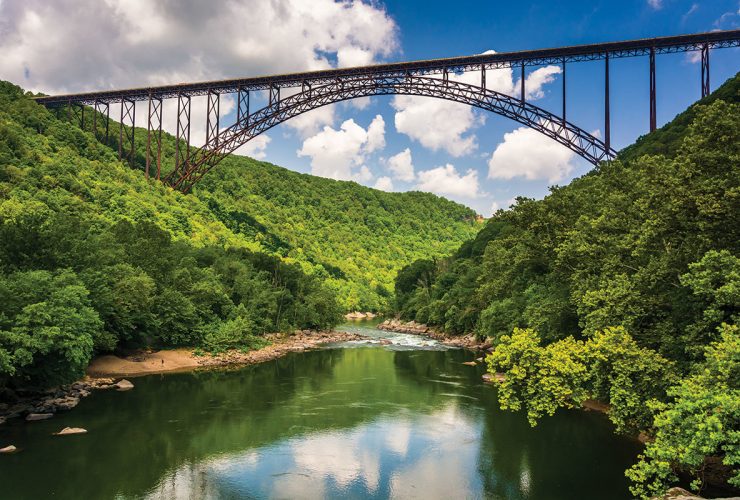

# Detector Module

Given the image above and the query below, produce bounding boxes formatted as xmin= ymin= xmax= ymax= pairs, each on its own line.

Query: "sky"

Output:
xmin=0 ymin=0 xmax=738 ymax=215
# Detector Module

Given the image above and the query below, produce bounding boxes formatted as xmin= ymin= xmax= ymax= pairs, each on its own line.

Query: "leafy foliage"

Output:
xmin=396 ymin=73 xmax=740 ymax=496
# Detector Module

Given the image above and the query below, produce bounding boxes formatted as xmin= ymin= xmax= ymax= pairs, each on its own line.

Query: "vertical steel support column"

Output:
xmin=67 ymin=100 xmax=72 ymax=122
xmin=443 ymin=68 xmax=449 ymax=86
xmin=649 ymin=47 xmax=657 ymax=132
xmin=701 ymin=44 xmax=710 ymax=98
xmin=145 ymin=94 xmax=163 ymax=180
xmin=562 ymin=60 xmax=567 ymax=125
xmin=93 ymin=100 xmax=109 ymax=143
xmin=175 ymin=93 xmax=191 ymax=175
xmin=206 ymin=90 xmax=220 ymax=147
xmin=80 ymin=105 xmax=85 ymax=130
xmin=237 ymin=87 xmax=249 ymax=125
xmin=118 ymin=98 xmax=136 ymax=168
xmin=481 ymin=65 xmax=486 ymax=89
xmin=605 ymin=52 xmax=611 ymax=152
xmin=269 ymin=85 xmax=280 ymax=110
xmin=520 ymin=62 xmax=525 ymax=103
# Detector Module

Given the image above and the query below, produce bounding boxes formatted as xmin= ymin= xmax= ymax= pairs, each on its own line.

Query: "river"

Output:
xmin=0 ymin=320 xmax=642 ymax=499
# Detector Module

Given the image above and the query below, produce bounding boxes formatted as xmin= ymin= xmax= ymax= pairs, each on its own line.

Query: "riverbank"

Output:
xmin=377 ymin=318 xmax=490 ymax=350
xmin=0 ymin=330 xmax=364 ymax=426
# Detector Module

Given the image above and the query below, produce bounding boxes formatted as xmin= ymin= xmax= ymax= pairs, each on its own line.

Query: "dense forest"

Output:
xmin=0 ymin=80 xmax=477 ymax=390
xmin=393 ymin=73 xmax=739 ymax=497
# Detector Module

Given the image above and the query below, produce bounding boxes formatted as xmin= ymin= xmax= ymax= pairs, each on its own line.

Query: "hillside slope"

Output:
xmin=39 ymin=89 xmax=481 ymax=311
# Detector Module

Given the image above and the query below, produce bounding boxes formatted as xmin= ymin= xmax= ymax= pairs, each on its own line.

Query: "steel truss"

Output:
xmin=119 ymin=98 xmax=136 ymax=168
xmin=174 ymin=93 xmax=191 ymax=177
xmin=34 ymin=30 xmax=740 ymax=107
xmin=93 ymin=100 xmax=110 ymax=143
xmin=167 ymin=76 xmax=616 ymax=192
xmin=146 ymin=94 xmax=163 ymax=180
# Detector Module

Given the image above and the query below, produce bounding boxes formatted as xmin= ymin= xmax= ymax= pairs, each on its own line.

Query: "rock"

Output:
xmin=0 ymin=445 xmax=17 ymax=454
xmin=482 ymin=372 xmax=506 ymax=383
xmin=54 ymin=427 xmax=87 ymax=436
xmin=25 ymin=413 xmax=54 ymax=421
xmin=462 ymin=361 xmax=477 ymax=366
xmin=379 ymin=339 xmax=393 ymax=345
xmin=115 ymin=379 xmax=134 ymax=391
xmin=53 ymin=396 xmax=80 ymax=411
xmin=482 ymin=373 xmax=494 ymax=383
xmin=0 ymin=416 xmax=6 ymax=425
xmin=656 ymin=487 xmax=703 ymax=499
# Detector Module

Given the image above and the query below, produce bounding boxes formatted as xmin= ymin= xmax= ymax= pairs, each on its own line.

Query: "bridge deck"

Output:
xmin=34 ymin=30 xmax=740 ymax=106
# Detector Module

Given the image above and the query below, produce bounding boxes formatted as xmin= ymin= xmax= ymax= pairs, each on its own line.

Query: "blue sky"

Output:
xmin=1 ymin=0 xmax=738 ymax=215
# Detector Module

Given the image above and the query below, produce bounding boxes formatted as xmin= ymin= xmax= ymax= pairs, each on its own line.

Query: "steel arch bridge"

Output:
xmin=34 ymin=30 xmax=740 ymax=193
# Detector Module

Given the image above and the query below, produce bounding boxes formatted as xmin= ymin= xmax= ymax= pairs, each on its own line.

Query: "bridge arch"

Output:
xmin=169 ymin=75 xmax=616 ymax=192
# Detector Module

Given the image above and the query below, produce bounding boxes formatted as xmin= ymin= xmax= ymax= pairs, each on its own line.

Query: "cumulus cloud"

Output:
xmin=416 ymin=164 xmax=483 ymax=199
xmin=234 ymin=134 xmax=271 ymax=160
xmin=391 ymin=51 xmax=561 ymax=157
xmin=488 ymin=126 xmax=577 ymax=183
xmin=0 ymin=0 xmax=399 ymax=145
xmin=386 ymin=148 xmax=415 ymax=181
xmin=297 ymin=115 xmax=385 ymax=181
xmin=374 ymin=176 xmax=394 ymax=191
xmin=392 ymin=96 xmax=482 ymax=157
xmin=490 ymin=197 xmax=517 ymax=214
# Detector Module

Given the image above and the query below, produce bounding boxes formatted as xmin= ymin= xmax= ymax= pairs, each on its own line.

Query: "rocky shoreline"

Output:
xmin=377 ymin=318 xmax=492 ymax=350
xmin=0 ymin=330 xmax=364 ymax=428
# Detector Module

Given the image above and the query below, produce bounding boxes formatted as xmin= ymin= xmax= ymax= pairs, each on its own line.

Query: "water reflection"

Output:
xmin=0 ymin=343 xmax=641 ymax=499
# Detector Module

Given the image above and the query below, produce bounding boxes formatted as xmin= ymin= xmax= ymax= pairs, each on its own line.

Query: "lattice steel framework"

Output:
xmin=32 ymin=29 xmax=740 ymax=192
xmin=146 ymin=94 xmax=163 ymax=180
xmin=119 ymin=98 xmax=136 ymax=168
xmin=166 ymin=76 xmax=617 ymax=192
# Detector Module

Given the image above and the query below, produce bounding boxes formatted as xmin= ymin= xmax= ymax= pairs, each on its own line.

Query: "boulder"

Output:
xmin=54 ymin=427 xmax=87 ymax=436
xmin=115 ymin=379 xmax=134 ymax=391
xmin=0 ymin=445 xmax=17 ymax=454
xmin=25 ymin=413 xmax=54 ymax=421
xmin=462 ymin=361 xmax=477 ymax=366
xmin=657 ymin=487 xmax=703 ymax=499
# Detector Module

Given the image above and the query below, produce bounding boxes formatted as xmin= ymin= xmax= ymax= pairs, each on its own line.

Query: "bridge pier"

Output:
xmin=146 ymin=94 xmax=163 ymax=180
xmin=269 ymin=84 xmax=280 ymax=110
xmin=206 ymin=90 xmax=220 ymax=147
xmin=650 ymin=47 xmax=657 ymax=132
xmin=562 ymin=60 xmax=566 ymax=125
xmin=119 ymin=98 xmax=136 ymax=168
xmin=605 ymin=53 xmax=611 ymax=152
xmin=520 ymin=62 xmax=525 ymax=103
xmin=701 ymin=43 xmax=710 ymax=98
xmin=93 ymin=100 xmax=109 ymax=144
xmin=237 ymin=87 xmax=249 ymax=125
xmin=175 ymin=93 xmax=191 ymax=177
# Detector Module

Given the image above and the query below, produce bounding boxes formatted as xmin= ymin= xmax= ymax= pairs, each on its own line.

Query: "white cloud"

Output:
xmin=488 ymin=126 xmax=577 ymax=183
xmin=374 ymin=176 xmax=394 ymax=191
xmin=393 ymin=96 xmax=483 ymax=157
xmin=297 ymin=115 xmax=385 ymax=181
xmin=235 ymin=134 xmax=271 ymax=160
xmin=490 ymin=197 xmax=517 ymax=214
xmin=387 ymin=148 xmax=415 ymax=181
xmin=391 ymin=51 xmax=561 ymax=157
xmin=647 ymin=0 xmax=663 ymax=9
xmin=416 ymin=164 xmax=483 ymax=199
xmin=0 ymin=0 xmax=398 ymax=146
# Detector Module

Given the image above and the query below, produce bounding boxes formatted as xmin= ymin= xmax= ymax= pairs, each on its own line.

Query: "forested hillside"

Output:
xmin=392 ymin=73 xmax=739 ymax=497
xmin=45 ymin=98 xmax=480 ymax=312
xmin=0 ymin=79 xmax=478 ymax=390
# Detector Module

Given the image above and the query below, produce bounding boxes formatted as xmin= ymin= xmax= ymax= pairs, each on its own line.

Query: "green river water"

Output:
xmin=0 ymin=320 xmax=642 ymax=499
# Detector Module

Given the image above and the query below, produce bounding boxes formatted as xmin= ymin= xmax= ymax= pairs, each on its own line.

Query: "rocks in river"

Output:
xmin=0 ymin=445 xmax=17 ymax=454
xmin=54 ymin=427 xmax=87 ymax=436
xmin=656 ymin=487 xmax=704 ymax=499
xmin=115 ymin=379 xmax=134 ymax=391
xmin=482 ymin=372 xmax=505 ymax=384
xmin=462 ymin=361 xmax=477 ymax=366
xmin=378 ymin=319 xmax=429 ymax=334
xmin=26 ymin=413 xmax=54 ymax=421
xmin=344 ymin=311 xmax=378 ymax=320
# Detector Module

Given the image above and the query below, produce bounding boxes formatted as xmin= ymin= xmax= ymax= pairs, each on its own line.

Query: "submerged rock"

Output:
xmin=115 ymin=379 xmax=134 ymax=391
xmin=54 ymin=427 xmax=87 ymax=436
xmin=25 ymin=413 xmax=54 ymax=421
xmin=0 ymin=445 xmax=17 ymax=453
